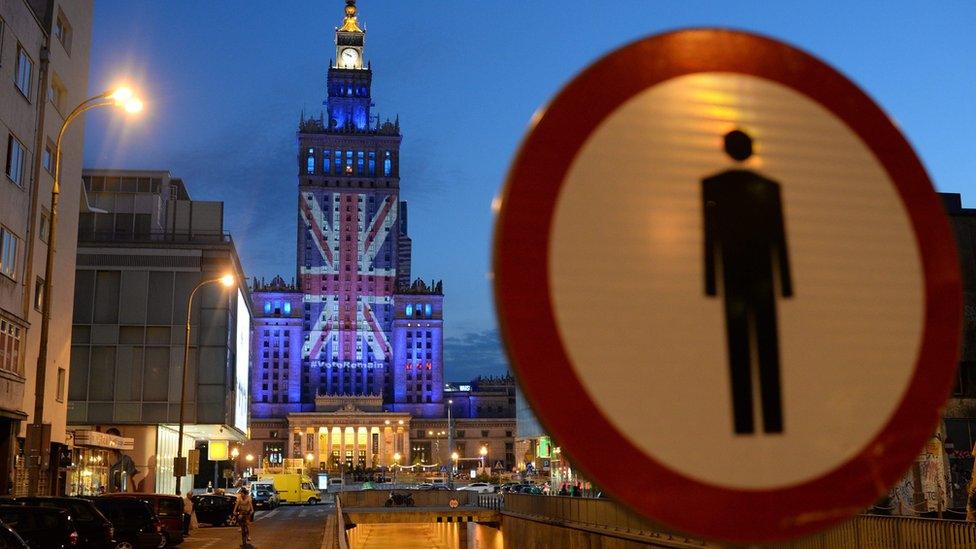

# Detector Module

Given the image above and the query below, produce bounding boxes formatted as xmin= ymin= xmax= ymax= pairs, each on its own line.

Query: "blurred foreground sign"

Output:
xmin=493 ymin=29 xmax=961 ymax=543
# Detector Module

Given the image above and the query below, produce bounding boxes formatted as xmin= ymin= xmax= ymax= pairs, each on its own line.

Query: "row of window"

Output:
xmin=404 ymin=303 xmax=433 ymax=318
xmin=305 ymin=148 xmax=393 ymax=177
xmin=262 ymin=301 xmax=293 ymax=315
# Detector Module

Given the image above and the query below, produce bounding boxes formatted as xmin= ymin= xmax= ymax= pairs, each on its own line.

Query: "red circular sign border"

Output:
xmin=493 ymin=29 xmax=961 ymax=543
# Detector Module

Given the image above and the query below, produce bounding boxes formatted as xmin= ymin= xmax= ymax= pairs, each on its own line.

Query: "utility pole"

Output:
xmin=446 ymin=399 xmax=454 ymax=489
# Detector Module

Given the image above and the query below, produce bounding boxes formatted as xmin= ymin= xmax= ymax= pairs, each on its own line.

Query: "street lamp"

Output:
xmin=393 ymin=452 xmax=401 ymax=488
xmin=451 ymin=451 xmax=459 ymax=487
xmin=480 ymin=445 xmax=488 ymax=471
xmin=230 ymin=447 xmax=240 ymax=488
xmin=28 ymin=86 xmax=144 ymax=496
xmin=446 ymin=399 xmax=454 ymax=488
xmin=175 ymin=273 xmax=236 ymax=495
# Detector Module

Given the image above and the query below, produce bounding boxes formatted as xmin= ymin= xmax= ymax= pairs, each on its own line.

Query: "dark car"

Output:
xmin=92 ymin=498 xmax=165 ymax=549
xmin=0 ymin=521 xmax=27 ymax=548
xmin=17 ymin=496 xmax=114 ymax=549
xmin=250 ymin=485 xmax=278 ymax=510
xmin=102 ymin=495 xmax=183 ymax=546
xmin=188 ymin=495 xmax=235 ymax=527
xmin=0 ymin=505 xmax=78 ymax=548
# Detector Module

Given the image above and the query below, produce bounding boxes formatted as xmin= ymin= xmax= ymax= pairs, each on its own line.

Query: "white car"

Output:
xmin=456 ymin=482 xmax=494 ymax=494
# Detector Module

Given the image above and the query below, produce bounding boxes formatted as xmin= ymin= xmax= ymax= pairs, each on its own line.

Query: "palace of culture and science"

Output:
xmin=243 ymin=1 xmax=516 ymax=473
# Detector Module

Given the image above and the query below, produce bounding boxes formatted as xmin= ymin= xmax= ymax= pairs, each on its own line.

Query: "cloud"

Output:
xmin=443 ymin=328 xmax=511 ymax=382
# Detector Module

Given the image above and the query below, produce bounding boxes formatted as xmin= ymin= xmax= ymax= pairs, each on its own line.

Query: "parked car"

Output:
xmin=251 ymin=484 xmax=279 ymax=510
xmin=102 ymin=494 xmax=184 ymax=546
xmin=17 ymin=497 xmax=114 ymax=548
xmin=188 ymin=495 xmax=236 ymax=527
xmin=496 ymin=482 xmax=520 ymax=493
xmin=0 ymin=521 xmax=27 ymax=548
xmin=92 ymin=497 xmax=165 ymax=549
xmin=456 ymin=482 xmax=494 ymax=494
xmin=0 ymin=505 xmax=79 ymax=548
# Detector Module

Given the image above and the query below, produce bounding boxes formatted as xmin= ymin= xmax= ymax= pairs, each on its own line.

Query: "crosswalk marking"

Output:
xmin=256 ymin=508 xmax=280 ymax=521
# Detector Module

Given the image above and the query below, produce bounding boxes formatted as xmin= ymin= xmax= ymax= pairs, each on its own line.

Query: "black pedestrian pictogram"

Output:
xmin=703 ymin=130 xmax=793 ymax=435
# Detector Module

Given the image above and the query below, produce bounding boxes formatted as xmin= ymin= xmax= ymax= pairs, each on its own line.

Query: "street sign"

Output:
xmin=493 ymin=29 xmax=961 ymax=543
xmin=188 ymin=449 xmax=201 ymax=475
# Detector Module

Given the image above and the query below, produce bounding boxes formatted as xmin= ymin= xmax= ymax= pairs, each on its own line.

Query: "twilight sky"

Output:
xmin=83 ymin=1 xmax=976 ymax=381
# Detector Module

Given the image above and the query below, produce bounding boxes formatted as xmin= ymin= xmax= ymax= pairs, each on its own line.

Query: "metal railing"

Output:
xmin=476 ymin=493 xmax=503 ymax=510
xmin=485 ymin=494 xmax=976 ymax=548
xmin=776 ymin=516 xmax=976 ymax=548
xmin=77 ymin=229 xmax=233 ymax=244
xmin=494 ymin=493 xmax=708 ymax=546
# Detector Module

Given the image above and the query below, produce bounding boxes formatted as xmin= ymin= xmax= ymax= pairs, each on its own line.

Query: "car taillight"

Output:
xmin=69 ymin=531 xmax=78 ymax=546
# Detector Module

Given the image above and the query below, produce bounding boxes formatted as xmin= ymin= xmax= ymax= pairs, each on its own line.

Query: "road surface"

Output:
xmin=182 ymin=504 xmax=331 ymax=548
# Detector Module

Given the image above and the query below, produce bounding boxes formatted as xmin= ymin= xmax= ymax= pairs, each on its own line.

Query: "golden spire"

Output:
xmin=338 ymin=0 xmax=363 ymax=33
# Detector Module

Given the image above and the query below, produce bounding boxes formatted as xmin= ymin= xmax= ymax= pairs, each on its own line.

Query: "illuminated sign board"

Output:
xmin=208 ymin=440 xmax=229 ymax=461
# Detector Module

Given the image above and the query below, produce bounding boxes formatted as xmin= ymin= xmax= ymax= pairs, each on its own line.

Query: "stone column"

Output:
xmin=288 ymin=430 xmax=295 ymax=459
xmin=353 ymin=427 xmax=360 ymax=469
xmin=378 ymin=427 xmax=386 ymax=467
xmin=339 ymin=426 xmax=346 ymax=468
xmin=324 ymin=426 xmax=331 ymax=470
xmin=313 ymin=428 xmax=321 ymax=469
xmin=366 ymin=428 xmax=374 ymax=469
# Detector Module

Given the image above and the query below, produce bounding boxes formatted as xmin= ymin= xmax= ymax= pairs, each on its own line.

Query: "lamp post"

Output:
xmin=450 ymin=452 xmax=459 ymax=488
xmin=245 ymin=454 xmax=254 ymax=477
xmin=28 ymin=87 xmax=144 ymax=497
xmin=393 ymin=452 xmax=401 ymax=488
xmin=174 ymin=274 xmax=236 ymax=496
xmin=479 ymin=445 xmax=488 ymax=472
xmin=446 ymin=399 xmax=454 ymax=487
xmin=230 ymin=447 xmax=240 ymax=488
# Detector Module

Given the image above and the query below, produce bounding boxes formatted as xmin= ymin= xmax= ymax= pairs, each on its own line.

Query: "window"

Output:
xmin=42 ymin=141 xmax=54 ymax=173
xmin=33 ymin=277 xmax=43 ymax=310
xmin=323 ymin=150 xmax=331 ymax=173
xmin=345 ymin=150 xmax=353 ymax=173
xmin=14 ymin=46 xmax=32 ymax=98
xmin=0 ymin=227 xmax=18 ymax=279
xmin=39 ymin=208 xmax=49 ymax=243
xmin=54 ymin=11 xmax=72 ymax=54
xmin=56 ymin=367 xmax=65 ymax=402
xmin=0 ymin=319 xmax=21 ymax=374
xmin=6 ymin=135 xmax=25 ymax=186
xmin=383 ymin=151 xmax=392 ymax=176
xmin=306 ymin=151 xmax=315 ymax=174
xmin=356 ymin=151 xmax=364 ymax=175
xmin=334 ymin=150 xmax=341 ymax=174
xmin=368 ymin=151 xmax=376 ymax=176
xmin=49 ymin=74 xmax=67 ymax=112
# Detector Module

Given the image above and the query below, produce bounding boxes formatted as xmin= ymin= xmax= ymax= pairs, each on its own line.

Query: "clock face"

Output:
xmin=341 ymin=48 xmax=359 ymax=67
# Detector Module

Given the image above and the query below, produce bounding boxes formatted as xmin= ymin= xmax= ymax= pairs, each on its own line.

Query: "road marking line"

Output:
xmin=256 ymin=508 xmax=280 ymax=521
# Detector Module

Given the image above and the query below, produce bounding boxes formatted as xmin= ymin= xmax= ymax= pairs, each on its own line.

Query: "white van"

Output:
xmin=328 ymin=477 xmax=345 ymax=492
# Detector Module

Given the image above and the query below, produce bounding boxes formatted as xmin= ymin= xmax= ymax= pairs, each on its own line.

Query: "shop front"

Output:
xmin=67 ymin=430 xmax=134 ymax=496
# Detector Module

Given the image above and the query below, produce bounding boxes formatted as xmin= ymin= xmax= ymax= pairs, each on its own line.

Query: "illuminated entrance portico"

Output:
xmin=287 ymin=395 xmax=411 ymax=471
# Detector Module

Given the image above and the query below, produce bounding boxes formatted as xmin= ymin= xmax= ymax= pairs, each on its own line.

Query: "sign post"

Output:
xmin=493 ymin=29 xmax=961 ymax=543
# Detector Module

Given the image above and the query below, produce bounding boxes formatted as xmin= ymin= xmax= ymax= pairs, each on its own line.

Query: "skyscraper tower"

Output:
xmin=297 ymin=0 xmax=404 ymax=403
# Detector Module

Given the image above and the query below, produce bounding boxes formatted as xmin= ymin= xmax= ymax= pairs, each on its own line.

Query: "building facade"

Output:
xmin=245 ymin=1 xmax=514 ymax=473
xmin=67 ymin=169 xmax=251 ymax=495
xmin=0 ymin=0 xmax=92 ymax=495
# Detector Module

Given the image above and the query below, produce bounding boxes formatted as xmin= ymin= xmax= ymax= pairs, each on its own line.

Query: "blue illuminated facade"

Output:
xmin=251 ymin=0 xmax=446 ymax=420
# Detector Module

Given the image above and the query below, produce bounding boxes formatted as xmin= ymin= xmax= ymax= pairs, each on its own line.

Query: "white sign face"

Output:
xmin=234 ymin=288 xmax=251 ymax=434
xmin=548 ymin=73 xmax=924 ymax=489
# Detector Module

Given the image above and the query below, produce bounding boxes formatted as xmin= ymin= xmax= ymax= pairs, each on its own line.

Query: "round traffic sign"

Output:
xmin=493 ymin=29 xmax=961 ymax=543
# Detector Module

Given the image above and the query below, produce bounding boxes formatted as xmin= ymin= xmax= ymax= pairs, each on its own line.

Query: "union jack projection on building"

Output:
xmin=294 ymin=0 xmax=409 ymax=401
xmin=300 ymin=191 xmax=398 ymax=365
xmin=249 ymin=1 xmax=447 ymax=420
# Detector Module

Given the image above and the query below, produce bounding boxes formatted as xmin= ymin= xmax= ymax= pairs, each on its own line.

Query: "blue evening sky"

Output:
xmin=84 ymin=1 xmax=976 ymax=381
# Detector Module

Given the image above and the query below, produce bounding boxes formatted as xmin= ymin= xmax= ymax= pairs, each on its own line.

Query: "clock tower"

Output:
xmin=328 ymin=0 xmax=370 ymax=130
xmin=295 ymin=0 xmax=406 ymax=405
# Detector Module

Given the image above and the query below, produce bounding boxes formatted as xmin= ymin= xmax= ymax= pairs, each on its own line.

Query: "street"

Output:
xmin=182 ymin=504 xmax=332 ymax=548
